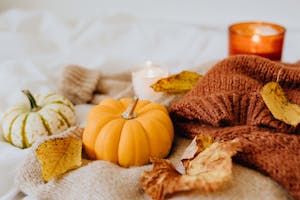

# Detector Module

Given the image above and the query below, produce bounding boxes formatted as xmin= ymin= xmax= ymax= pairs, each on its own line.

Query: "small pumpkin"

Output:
xmin=82 ymin=97 xmax=174 ymax=167
xmin=2 ymin=90 xmax=77 ymax=148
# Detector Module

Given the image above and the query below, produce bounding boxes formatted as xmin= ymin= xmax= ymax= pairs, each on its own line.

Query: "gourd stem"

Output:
xmin=22 ymin=90 xmax=39 ymax=111
xmin=121 ymin=96 xmax=139 ymax=120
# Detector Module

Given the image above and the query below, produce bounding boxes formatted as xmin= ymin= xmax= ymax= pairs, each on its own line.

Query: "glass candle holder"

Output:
xmin=132 ymin=61 xmax=168 ymax=100
xmin=229 ymin=22 xmax=285 ymax=61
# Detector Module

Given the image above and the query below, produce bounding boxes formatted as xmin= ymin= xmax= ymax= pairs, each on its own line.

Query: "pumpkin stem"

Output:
xmin=121 ymin=96 xmax=139 ymax=120
xmin=22 ymin=90 xmax=40 ymax=111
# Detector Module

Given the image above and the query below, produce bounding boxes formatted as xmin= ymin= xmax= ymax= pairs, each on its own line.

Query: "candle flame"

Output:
xmin=252 ymin=34 xmax=260 ymax=43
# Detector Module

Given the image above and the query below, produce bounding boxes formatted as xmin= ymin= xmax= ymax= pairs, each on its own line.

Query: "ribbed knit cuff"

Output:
xmin=169 ymin=91 xmax=299 ymax=134
xmin=58 ymin=65 xmax=101 ymax=105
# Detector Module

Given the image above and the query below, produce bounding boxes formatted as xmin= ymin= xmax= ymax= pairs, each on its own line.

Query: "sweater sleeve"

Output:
xmin=58 ymin=65 xmax=101 ymax=105
xmin=170 ymin=55 xmax=300 ymax=135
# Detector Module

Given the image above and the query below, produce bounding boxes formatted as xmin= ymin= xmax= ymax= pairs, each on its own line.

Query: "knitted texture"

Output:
xmin=58 ymin=65 xmax=181 ymax=107
xmin=16 ymin=62 xmax=291 ymax=200
xmin=58 ymin=65 xmax=101 ymax=104
xmin=91 ymin=71 xmax=135 ymax=104
xmin=16 ymin=127 xmax=289 ymax=200
xmin=169 ymin=55 xmax=300 ymax=199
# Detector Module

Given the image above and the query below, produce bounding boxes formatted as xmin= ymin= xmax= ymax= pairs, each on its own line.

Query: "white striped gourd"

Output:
xmin=1 ymin=90 xmax=77 ymax=148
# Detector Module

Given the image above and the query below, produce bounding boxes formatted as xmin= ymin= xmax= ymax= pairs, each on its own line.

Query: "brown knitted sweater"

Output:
xmin=169 ymin=55 xmax=300 ymax=199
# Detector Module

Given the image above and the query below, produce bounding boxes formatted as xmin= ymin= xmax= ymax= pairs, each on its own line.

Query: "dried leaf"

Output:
xmin=194 ymin=134 xmax=214 ymax=154
xmin=151 ymin=71 xmax=202 ymax=93
xmin=36 ymin=137 xmax=82 ymax=181
xmin=261 ymin=82 xmax=300 ymax=127
xmin=181 ymin=135 xmax=214 ymax=168
xmin=141 ymin=138 xmax=241 ymax=200
xmin=141 ymin=158 xmax=183 ymax=200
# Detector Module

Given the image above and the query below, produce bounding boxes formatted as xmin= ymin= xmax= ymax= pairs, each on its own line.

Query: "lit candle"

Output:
xmin=132 ymin=61 xmax=168 ymax=100
xmin=229 ymin=22 xmax=285 ymax=60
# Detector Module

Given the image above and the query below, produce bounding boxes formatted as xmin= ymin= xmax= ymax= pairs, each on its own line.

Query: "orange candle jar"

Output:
xmin=229 ymin=22 xmax=285 ymax=61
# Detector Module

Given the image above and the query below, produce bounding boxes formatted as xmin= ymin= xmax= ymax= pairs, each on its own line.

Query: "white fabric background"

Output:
xmin=1 ymin=0 xmax=300 ymax=30
xmin=0 ymin=4 xmax=299 ymax=200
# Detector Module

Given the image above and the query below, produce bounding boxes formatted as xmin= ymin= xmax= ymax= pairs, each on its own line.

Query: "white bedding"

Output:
xmin=0 ymin=9 xmax=299 ymax=200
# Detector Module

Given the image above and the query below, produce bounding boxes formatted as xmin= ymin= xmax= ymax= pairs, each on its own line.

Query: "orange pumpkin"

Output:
xmin=82 ymin=97 xmax=174 ymax=167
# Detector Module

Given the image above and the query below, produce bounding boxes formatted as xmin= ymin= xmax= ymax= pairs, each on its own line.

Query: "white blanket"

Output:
xmin=0 ymin=9 xmax=299 ymax=200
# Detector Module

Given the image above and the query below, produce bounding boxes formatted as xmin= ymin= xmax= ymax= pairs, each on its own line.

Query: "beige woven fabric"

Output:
xmin=58 ymin=65 xmax=101 ymax=104
xmin=16 ymin=65 xmax=290 ymax=200
xmin=57 ymin=65 xmax=181 ymax=107
xmin=17 ymin=127 xmax=290 ymax=200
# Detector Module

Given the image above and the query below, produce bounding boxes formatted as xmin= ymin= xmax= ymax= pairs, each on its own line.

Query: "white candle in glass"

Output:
xmin=251 ymin=24 xmax=279 ymax=43
xmin=132 ymin=61 xmax=168 ymax=100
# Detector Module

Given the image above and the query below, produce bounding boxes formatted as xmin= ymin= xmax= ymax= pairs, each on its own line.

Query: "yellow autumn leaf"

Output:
xmin=151 ymin=71 xmax=202 ymax=93
xmin=260 ymin=82 xmax=300 ymax=127
xmin=195 ymin=134 xmax=214 ymax=153
xmin=36 ymin=137 xmax=82 ymax=181
xmin=181 ymin=135 xmax=214 ymax=168
xmin=141 ymin=138 xmax=241 ymax=200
